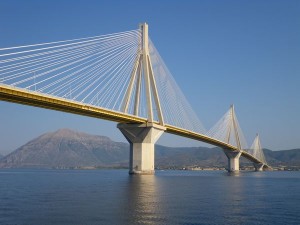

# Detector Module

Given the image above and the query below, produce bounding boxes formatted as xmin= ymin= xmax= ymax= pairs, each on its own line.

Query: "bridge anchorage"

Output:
xmin=0 ymin=22 xmax=271 ymax=174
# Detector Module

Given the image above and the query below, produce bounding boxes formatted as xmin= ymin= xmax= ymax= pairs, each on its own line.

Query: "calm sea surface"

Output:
xmin=0 ymin=169 xmax=299 ymax=225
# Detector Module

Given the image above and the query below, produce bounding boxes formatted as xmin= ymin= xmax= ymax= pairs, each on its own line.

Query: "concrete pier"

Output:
xmin=223 ymin=149 xmax=242 ymax=172
xmin=254 ymin=163 xmax=264 ymax=171
xmin=118 ymin=123 xmax=165 ymax=175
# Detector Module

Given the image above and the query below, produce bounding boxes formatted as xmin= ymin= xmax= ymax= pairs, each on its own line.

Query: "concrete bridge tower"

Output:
xmin=223 ymin=105 xmax=242 ymax=172
xmin=118 ymin=23 xmax=165 ymax=174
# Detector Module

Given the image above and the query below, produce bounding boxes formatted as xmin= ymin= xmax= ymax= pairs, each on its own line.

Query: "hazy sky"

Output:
xmin=0 ymin=0 xmax=299 ymax=154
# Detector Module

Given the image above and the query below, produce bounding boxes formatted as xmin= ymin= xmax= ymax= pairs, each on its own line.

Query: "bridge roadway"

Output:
xmin=0 ymin=84 xmax=271 ymax=169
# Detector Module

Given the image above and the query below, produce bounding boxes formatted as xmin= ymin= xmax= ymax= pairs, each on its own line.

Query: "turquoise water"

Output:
xmin=0 ymin=169 xmax=299 ymax=225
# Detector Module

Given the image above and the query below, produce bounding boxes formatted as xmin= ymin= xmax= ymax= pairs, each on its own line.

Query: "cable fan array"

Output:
xmin=0 ymin=29 xmax=141 ymax=111
xmin=206 ymin=106 xmax=249 ymax=150
xmin=148 ymin=39 xmax=206 ymax=134
xmin=0 ymin=29 xmax=207 ymax=134
xmin=249 ymin=134 xmax=267 ymax=164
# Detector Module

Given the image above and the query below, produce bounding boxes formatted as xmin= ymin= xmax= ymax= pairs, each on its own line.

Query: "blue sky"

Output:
xmin=0 ymin=0 xmax=299 ymax=154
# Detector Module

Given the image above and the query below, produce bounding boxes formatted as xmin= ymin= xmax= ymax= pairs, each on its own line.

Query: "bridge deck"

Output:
xmin=0 ymin=84 xmax=271 ymax=169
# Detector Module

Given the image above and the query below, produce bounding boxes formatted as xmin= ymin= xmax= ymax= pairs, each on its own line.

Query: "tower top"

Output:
xmin=140 ymin=23 xmax=149 ymax=54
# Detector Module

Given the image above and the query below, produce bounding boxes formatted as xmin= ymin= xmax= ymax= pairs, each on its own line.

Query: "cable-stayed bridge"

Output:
xmin=0 ymin=23 xmax=271 ymax=174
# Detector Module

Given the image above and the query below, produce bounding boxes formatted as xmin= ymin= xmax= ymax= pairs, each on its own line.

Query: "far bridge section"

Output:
xmin=0 ymin=23 xmax=271 ymax=174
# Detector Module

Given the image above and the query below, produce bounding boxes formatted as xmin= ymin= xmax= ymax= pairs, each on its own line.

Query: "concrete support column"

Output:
xmin=117 ymin=123 xmax=165 ymax=175
xmin=254 ymin=163 xmax=264 ymax=172
xmin=223 ymin=149 xmax=242 ymax=172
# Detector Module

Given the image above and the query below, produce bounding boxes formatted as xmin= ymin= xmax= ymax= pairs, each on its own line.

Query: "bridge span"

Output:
xmin=0 ymin=23 xmax=271 ymax=174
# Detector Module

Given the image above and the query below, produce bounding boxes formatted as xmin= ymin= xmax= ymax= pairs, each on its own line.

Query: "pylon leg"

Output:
xmin=254 ymin=163 xmax=264 ymax=171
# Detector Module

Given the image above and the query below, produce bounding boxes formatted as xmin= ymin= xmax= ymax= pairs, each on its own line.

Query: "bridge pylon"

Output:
xmin=226 ymin=105 xmax=242 ymax=149
xmin=224 ymin=105 xmax=242 ymax=172
xmin=121 ymin=23 xmax=164 ymax=125
xmin=119 ymin=23 xmax=166 ymax=174
xmin=250 ymin=134 xmax=267 ymax=171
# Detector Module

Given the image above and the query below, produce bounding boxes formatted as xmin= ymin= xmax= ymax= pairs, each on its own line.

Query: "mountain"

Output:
xmin=0 ymin=153 xmax=3 ymax=159
xmin=0 ymin=129 xmax=299 ymax=169
xmin=0 ymin=129 xmax=128 ymax=168
xmin=155 ymin=145 xmax=227 ymax=168
xmin=263 ymin=149 xmax=300 ymax=166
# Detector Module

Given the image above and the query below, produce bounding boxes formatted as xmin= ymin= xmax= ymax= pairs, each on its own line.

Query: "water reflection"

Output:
xmin=224 ymin=171 xmax=242 ymax=177
xmin=119 ymin=175 xmax=164 ymax=225
xmin=218 ymin=171 xmax=271 ymax=225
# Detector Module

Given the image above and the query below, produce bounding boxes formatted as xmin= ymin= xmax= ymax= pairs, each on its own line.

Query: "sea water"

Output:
xmin=0 ymin=169 xmax=299 ymax=225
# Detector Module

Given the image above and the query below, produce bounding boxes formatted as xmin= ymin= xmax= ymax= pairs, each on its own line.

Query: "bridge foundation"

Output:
xmin=223 ymin=149 xmax=241 ymax=172
xmin=118 ymin=123 xmax=165 ymax=175
xmin=254 ymin=163 xmax=264 ymax=171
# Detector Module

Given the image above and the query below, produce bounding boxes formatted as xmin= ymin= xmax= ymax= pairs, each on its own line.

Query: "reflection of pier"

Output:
xmin=119 ymin=176 xmax=161 ymax=224
xmin=115 ymin=171 xmax=276 ymax=224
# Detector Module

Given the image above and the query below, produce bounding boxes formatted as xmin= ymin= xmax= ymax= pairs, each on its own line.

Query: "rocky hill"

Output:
xmin=0 ymin=129 xmax=128 ymax=168
xmin=0 ymin=129 xmax=299 ymax=169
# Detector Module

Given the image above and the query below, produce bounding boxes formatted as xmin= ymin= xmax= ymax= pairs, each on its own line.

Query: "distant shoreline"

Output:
xmin=0 ymin=166 xmax=299 ymax=171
